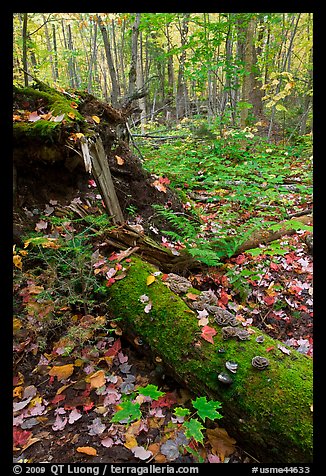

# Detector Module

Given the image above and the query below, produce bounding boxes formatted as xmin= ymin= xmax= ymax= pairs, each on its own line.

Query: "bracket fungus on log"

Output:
xmin=106 ymin=255 xmax=313 ymax=464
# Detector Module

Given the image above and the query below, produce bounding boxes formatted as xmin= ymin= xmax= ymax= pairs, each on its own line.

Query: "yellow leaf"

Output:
xmin=13 ymin=318 xmax=22 ymax=332
xmin=13 ymin=386 xmax=23 ymax=398
xmin=76 ymin=446 xmax=97 ymax=456
xmin=49 ymin=364 xmax=74 ymax=381
xmin=74 ymin=358 xmax=84 ymax=367
xmin=30 ymin=396 xmax=43 ymax=407
xmin=75 ymin=132 xmax=84 ymax=139
xmin=146 ymin=275 xmax=156 ymax=286
xmin=124 ymin=434 xmax=138 ymax=449
xmin=88 ymin=369 xmax=106 ymax=389
xmin=13 ymin=254 xmax=22 ymax=270
xmin=92 ymin=115 xmax=100 ymax=124
xmin=115 ymin=155 xmax=125 ymax=165
xmin=68 ymin=112 xmax=76 ymax=119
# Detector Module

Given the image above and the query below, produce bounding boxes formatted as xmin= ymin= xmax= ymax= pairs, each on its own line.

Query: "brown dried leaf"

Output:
xmin=206 ymin=427 xmax=236 ymax=462
xmin=49 ymin=364 xmax=74 ymax=381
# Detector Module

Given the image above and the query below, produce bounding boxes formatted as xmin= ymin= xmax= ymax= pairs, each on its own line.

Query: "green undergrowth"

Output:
xmin=107 ymin=255 xmax=313 ymax=462
xmin=139 ymin=118 xmax=312 ymax=238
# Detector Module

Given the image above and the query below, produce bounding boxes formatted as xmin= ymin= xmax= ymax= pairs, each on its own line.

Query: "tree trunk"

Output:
xmin=87 ymin=20 xmax=98 ymax=94
xmin=106 ymin=255 xmax=312 ymax=463
xmin=137 ymin=30 xmax=147 ymax=133
xmin=239 ymin=15 xmax=264 ymax=128
xmin=176 ymin=14 xmax=190 ymax=119
xmin=97 ymin=15 xmax=120 ymax=107
xmin=128 ymin=13 xmax=141 ymax=98
xmin=52 ymin=24 xmax=59 ymax=81
xmin=22 ymin=13 xmax=29 ymax=87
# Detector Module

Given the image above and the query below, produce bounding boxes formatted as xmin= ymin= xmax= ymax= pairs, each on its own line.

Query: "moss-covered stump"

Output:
xmin=107 ymin=256 xmax=313 ymax=464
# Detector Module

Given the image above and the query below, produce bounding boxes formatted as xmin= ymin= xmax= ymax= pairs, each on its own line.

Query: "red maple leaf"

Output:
xmin=105 ymin=338 xmax=121 ymax=358
xmin=151 ymin=392 xmax=177 ymax=409
xmin=201 ymin=325 xmax=217 ymax=344
xmin=219 ymin=289 xmax=230 ymax=306
xmin=263 ymin=295 xmax=275 ymax=306
xmin=270 ymin=262 xmax=279 ymax=271
xmin=13 ymin=427 xmax=32 ymax=448
xmin=106 ymin=277 xmax=116 ymax=287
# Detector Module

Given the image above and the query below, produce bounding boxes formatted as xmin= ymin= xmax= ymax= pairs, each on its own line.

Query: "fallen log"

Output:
xmin=102 ymin=214 xmax=312 ymax=273
xmin=106 ymin=255 xmax=313 ymax=463
xmin=234 ymin=214 xmax=312 ymax=256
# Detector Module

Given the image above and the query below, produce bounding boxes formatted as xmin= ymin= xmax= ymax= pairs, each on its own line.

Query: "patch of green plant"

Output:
xmin=111 ymin=384 xmax=223 ymax=457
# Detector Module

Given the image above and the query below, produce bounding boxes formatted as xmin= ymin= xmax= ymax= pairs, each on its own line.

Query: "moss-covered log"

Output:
xmin=107 ymin=256 xmax=313 ymax=464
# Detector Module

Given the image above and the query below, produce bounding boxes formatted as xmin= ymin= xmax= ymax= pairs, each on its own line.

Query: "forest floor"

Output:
xmin=13 ymin=118 xmax=313 ymax=464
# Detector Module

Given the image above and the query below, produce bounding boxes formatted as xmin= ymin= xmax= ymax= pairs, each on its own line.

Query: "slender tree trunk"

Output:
xmin=22 ymin=13 xmax=29 ymax=87
xmin=97 ymin=15 xmax=120 ymax=107
xmin=87 ymin=20 xmax=98 ymax=93
xmin=137 ymin=30 xmax=147 ymax=133
xmin=42 ymin=15 xmax=56 ymax=82
xmin=176 ymin=13 xmax=190 ymax=119
xmin=128 ymin=13 xmax=141 ymax=98
xmin=166 ymin=23 xmax=174 ymax=101
xmin=52 ymin=24 xmax=59 ymax=81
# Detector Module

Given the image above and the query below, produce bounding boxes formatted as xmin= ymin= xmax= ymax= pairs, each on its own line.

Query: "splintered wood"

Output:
xmin=81 ymin=135 xmax=124 ymax=225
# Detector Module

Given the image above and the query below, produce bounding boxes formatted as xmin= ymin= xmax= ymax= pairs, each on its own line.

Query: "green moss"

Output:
xmin=107 ymin=256 xmax=313 ymax=463
xmin=13 ymin=121 xmax=61 ymax=142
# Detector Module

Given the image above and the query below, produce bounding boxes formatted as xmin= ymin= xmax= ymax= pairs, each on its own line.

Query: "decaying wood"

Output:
xmin=234 ymin=214 xmax=312 ymax=255
xmin=101 ymin=214 xmax=312 ymax=272
xmin=106 ymin=256 xmax=313 ymax=463
xmin=85 ymin=135 xmax=124 ymax=225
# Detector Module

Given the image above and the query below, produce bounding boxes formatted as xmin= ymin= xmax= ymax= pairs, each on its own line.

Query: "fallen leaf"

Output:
xmin=49 ymin=364 xmax=74 ymax=381
xmin=186 ymin=293 xmax=199 ymax=300
xmin=131 ymin=446 xmax=153 ymax=460
xmin=76 ymin=446 xmax=97 ymax=456
xmin=92 ymin=115 xmax=100 ymax=124
xmin=115 ymin=155 xmax=125 ymax=165
xmin=147 ymin=275 xmax=156 ymax=286
xmin=13 ymin=428 xmax=32 ymax=448
xmin=88 ymin=370 xmax=106 ymax=389
xmin=28 ymin=111 xmax=41 ymax=122
xmin=277 ymin=344 xmax=291 ymax=355
xmin=13 ymin=255 xmax=23 ymax=270
xmin=67 ymin=111 xmax=76 ymax=119
xmin=201 ymin=326 xmax=217 ymax=344
xmin=124 ymin=434 xmax=138 ymax=449
xmin=198 ymin=316 xmax=209 ymax=326
xmin=206 ymin=427 xmax=236 ymax=462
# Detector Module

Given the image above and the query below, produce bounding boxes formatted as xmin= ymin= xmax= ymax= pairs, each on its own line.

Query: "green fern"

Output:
xmin=153 ymin=205 xmax=266 ymax=266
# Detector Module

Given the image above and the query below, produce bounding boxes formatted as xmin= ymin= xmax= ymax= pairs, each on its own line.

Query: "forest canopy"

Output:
xmin=13 ymin=13 xmax=313 ymax=136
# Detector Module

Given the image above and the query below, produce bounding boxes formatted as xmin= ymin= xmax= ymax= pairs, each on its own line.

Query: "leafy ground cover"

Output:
xmin=13 ymin=119 xmax=312 ymax=464
xmin=139 ymin=119 xmax=313 ymax=351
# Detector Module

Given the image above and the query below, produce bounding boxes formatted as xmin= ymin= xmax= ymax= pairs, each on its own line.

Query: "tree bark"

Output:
xmin=22 ymin=13 xmax=29 ymax=87
xmin=176 ymin=13 xmax=190 ymax=119
xmin=239 ymin=15 xmax=264 ymax=128
xmin=106 ymin=255 xmax=312 ymax=463
xmin=97 ymin=15 xmax=120 ymax=107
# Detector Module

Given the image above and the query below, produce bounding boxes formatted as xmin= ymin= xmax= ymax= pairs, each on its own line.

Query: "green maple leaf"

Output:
xmin=192 ymin=396 xmax=223 ymax=422
xmin=183 ymin=418 xmax=205 ymax=444
xmin=111 ymin=400 xmax=141 ymax=423
xmin=137 ymin=384 xmax=165 ymax=400
xmin=173 ymin=407 xmax=191 ymax=418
